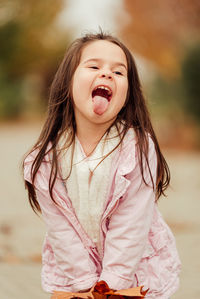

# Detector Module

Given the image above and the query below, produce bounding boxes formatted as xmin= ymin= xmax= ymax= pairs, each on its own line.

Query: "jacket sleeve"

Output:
xmin=24 ymin=155 xmax=99 ymax=292
xmin=99 ymin=137 xmax=157 ymax=290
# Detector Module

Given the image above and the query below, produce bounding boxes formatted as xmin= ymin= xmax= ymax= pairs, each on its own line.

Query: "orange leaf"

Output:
xmin=51 ymin=290 xmax=93 ymax=299
xmin=93 ymin=281 xmax=111 ymax=294
xmin=51 ymin=281 xmax=148 ymax=299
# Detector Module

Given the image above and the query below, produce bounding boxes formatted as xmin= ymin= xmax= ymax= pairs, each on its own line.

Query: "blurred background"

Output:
xmin=0 ymin=0 xmax=199 ymax=298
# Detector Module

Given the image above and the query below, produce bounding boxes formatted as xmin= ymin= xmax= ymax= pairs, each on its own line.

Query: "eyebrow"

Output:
xmin=83 ymin=58 xmax=127 ymax=70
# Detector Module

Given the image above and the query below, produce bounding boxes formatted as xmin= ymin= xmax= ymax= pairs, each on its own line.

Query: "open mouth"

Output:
xmin=92 ymin=85 xmax=112 ymax=102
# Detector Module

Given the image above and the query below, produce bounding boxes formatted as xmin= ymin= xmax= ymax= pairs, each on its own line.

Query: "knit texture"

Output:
xmin=60 ymin=126 xmax=121 ymax=251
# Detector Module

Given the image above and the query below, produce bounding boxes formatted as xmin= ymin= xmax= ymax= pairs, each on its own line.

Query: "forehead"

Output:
xmin=80 ymin=40 xmax=127 ymax=66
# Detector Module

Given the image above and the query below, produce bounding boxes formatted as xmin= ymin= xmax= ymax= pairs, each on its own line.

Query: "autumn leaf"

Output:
xmin=93 ymin=281 xmax=112 ymax=294
xmin=51 ymin=280 xmax=148 ymax=299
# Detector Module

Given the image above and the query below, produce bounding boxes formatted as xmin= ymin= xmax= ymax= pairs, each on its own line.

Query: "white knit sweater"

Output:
xmin=60 ymin=126 xmax=120 ymax=252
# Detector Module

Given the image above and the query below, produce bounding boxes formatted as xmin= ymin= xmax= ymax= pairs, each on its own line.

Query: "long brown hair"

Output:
xmin=23 ymin=31 xmax=170 ymax=214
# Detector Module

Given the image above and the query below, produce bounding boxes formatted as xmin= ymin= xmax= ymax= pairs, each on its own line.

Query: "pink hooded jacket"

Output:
xmin=24 ymin=131 xmax=181 ymax=298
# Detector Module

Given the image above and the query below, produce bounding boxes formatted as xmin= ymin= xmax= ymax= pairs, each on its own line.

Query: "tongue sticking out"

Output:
xmin=92 ymin=87 xmax=111 ymax=115
xmin=92 ymin=96 xmax=109 ymax=115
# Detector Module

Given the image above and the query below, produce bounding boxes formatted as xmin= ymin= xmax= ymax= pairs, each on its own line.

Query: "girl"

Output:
xmin=23 ymin=32 xmax=181 ymax=298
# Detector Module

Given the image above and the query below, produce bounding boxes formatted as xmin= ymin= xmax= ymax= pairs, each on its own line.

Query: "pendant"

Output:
xmin=88 ymin=170 xmax=93 ymax=185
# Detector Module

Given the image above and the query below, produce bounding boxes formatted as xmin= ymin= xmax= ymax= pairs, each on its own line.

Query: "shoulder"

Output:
xmin=122 ymin=127 xmax=155 ymax=147
xmin=119 ymin=129 xmax=157 ymax=178
xmin=23 ymin=149 xmax=37 ymax=184
xmin=24 ymin=142 xmax=53 ymax=164
xmin=122 ymin=128 xmax=156 ymax=158
xmin=24 ymin=148 xmax=38 ymax=165
xmin=23 ymin=143 xmax=52 ymax=183
xmin=115 ymin=128 xmax=136 ymax=175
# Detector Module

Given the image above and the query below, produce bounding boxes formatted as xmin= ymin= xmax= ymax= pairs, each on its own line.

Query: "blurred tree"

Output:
xmin=182 ymin=43 xmax=200 ymax=123
xmin=0 ymin=0 xmax=69 ymax=119
xmin=119 ymin=0 xmax=200 ymax=149
xmin=146 ymin=43 xmax=200 ymax=149
xmin=120 ymin=0 xmax=200 ymax=76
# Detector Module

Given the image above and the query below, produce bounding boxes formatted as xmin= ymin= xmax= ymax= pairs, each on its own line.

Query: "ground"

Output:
xmin=0 ymin=122 xmax=199 ymax=298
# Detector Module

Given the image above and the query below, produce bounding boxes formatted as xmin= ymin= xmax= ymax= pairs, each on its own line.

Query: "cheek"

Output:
xmin=119 ymin=80 xmax=128 ymax=101
xmin=72 ymin=73 xmax=83 ymax=102
xmin=72 ymin=71 xmax=90 ymax=100
xmin=116 ymin=81 xmax=128 ymax=109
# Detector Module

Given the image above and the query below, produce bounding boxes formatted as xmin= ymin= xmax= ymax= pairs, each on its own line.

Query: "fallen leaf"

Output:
xmin=51 ymin=280 xmax=148 ymax=299
xmin=3 ymin=253 xmax=21 ymax=264
xmin=51 ymin=290 xmax=93 ymax=299
xmin=0 ymin=224 xmax=12 ymax=235
xmin=29 ymin=253 xmax=42 ymax=263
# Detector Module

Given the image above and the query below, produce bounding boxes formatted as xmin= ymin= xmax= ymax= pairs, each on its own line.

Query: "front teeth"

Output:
xmin=95 ymin=85 xmax=112 ymax=95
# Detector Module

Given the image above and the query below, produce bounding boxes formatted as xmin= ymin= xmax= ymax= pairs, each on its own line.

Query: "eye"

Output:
xmin=89 ymin=66 xmax=99 ymax=69
xmin=114 ymin=71 xmax=123 ymax=75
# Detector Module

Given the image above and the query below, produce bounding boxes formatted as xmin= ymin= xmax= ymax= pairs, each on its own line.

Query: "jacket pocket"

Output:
xmin=42 ymin=240 xmax=70 ymax=286
xmin=136 ymin=223 xmax=179 ymax=295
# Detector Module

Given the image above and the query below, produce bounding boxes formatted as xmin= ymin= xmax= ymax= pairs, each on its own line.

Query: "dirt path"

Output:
xmin=0 ymin=122 xmax=199 ymax=298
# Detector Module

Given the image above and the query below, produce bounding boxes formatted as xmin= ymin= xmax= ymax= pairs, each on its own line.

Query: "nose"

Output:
xmin=99 ymin=70 xmax=113 ymax=80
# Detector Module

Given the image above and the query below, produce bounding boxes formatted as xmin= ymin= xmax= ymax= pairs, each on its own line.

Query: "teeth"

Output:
xmin=95 ymin=85 xmax=112 ymax=95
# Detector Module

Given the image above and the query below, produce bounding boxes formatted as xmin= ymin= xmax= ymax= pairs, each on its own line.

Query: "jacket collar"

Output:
xmin=101 ymin=128 xmax=136 ymax=221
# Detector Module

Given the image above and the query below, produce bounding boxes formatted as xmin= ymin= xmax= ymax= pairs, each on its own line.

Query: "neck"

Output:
xmin=75 ymin=117 xmax=115 ymax=156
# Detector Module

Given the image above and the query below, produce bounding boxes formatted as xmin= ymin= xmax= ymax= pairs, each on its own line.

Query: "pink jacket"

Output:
xmin=24 ymin=132 xmax=181 ymax=298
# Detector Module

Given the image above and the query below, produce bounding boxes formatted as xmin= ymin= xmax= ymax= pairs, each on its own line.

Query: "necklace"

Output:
xmin=88 ymin=169 xmax=93 ymax=185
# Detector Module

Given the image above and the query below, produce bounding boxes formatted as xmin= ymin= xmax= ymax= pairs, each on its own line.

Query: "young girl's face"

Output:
xmin=72 ymin=40 xmax=128 ymax=127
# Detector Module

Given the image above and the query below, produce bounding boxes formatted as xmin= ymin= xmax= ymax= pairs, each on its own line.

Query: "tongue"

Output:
xmin=92 ymin=96 xmax=109 ymax=115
